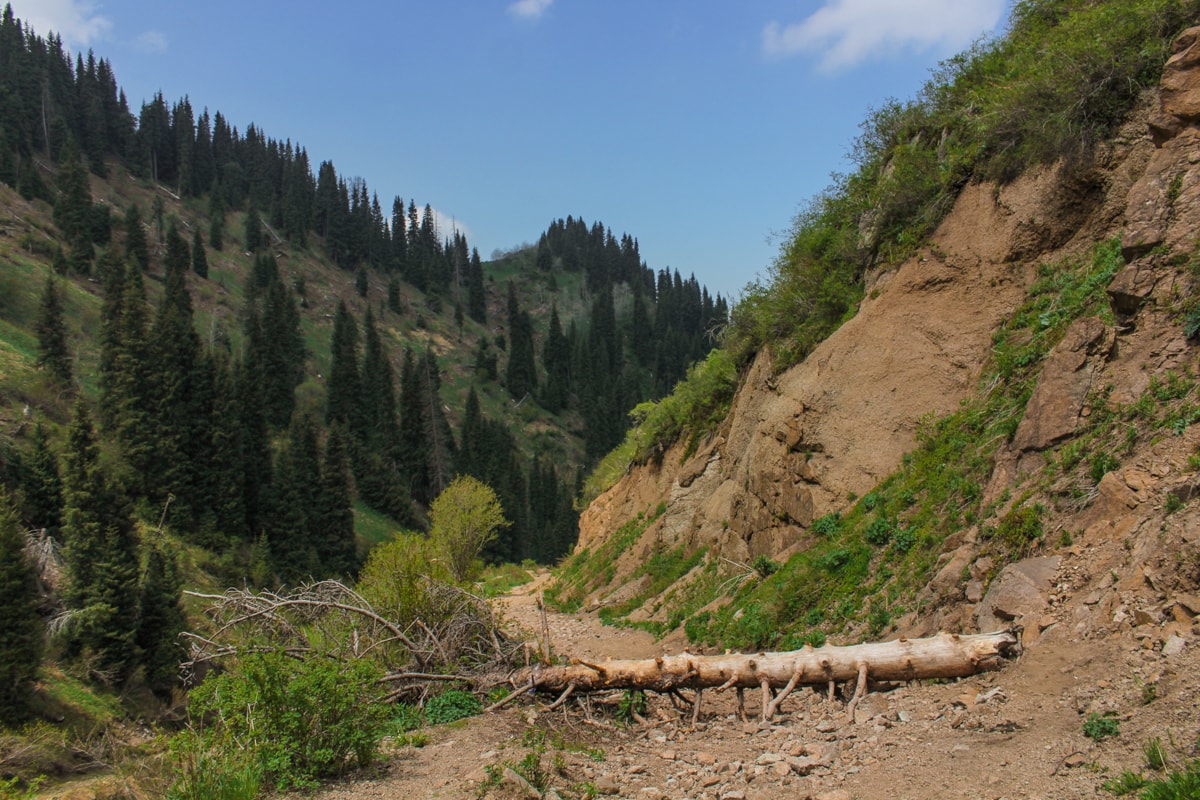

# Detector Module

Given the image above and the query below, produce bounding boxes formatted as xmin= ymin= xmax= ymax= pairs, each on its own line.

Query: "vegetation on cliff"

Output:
xmin=592 ymin=0 xmax=1200 ymax=495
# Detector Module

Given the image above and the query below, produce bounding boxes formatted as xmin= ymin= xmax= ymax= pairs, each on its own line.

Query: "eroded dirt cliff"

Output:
xmin=572 ymin=30 xmax=1200 ymax=651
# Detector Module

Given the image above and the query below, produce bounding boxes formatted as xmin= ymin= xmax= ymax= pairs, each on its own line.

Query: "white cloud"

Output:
xmin=508 ymin=0 xmax=553 ymax=20
xmin=403 ymin=207 xmax=474 ymax=246
xmin=763 ymin=0 xmax=1005 ymax=71
xmin=135 ymin=30 xmax=168 ymax=54
xmin=9 ymin=0 xmax=111 ymax=48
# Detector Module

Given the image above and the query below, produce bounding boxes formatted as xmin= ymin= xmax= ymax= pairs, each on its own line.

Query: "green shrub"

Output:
xmin=187 ymin=652 xmax=388 ymax=790
xmin=891 ymin=526 xmax=916 ymax=554
xmin=1100 ymin=769 xmax=1147 ymax=796
xmin=751 ymin=555 xmax=780 ymax=578
xmin=424 ymin=689 xmax=482 ymax=725
xmin=1140 ymin=760 xmax=1200 ymax=800
xmin=616 ymin=690 xmax=647 ymax=724
xmin=865 ymin=517 xmax=896 ymax=546
xmin=1083 ymin=711 xmax=1120 ymax=742
xmin=995 ymin=504 xmax=1044 ymax=551
xmin=811 ymin=512 xmax=841 ymax=537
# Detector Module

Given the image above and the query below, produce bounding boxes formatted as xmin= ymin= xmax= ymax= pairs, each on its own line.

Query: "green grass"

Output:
xmin=353 ymin=500 xmax=407 ymax=547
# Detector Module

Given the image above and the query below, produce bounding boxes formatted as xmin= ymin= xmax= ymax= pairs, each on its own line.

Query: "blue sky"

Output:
xmin=12 ymin=0 xmax=1011 ymax=302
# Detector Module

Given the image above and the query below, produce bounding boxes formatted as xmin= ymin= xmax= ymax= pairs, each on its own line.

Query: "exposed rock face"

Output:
xmin=1011 ymin=317 xmax=1114 ymax=452
xmin=577 ymin=154 xmax=1145 ymax=606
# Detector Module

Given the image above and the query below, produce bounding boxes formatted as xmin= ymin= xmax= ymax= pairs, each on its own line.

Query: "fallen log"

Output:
xmin=510 ymin=630 xmax=1019 ymax=719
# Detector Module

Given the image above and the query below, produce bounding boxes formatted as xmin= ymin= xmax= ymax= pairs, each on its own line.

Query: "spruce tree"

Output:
xmin=325 ymin=301 xmax=362 ymax=432
xmin=244 ymin=206 xmax=262 ymax=253
xmin=541 ymin=305 xmax=570 ymax=412
xmin=60 ymin=402 xmax=139 ymax=683
xmin=504 ymin=283 xmax=537 ymax=401
xmin=35 ymin=274 xmax=73 ymax=386
xmin=0 ymin=496 xmax=43 ymax=724
xmin=124 ymin=203 xmax=150 ymax=272
xmin=191 ymin=227 xmax=208 ymax=278
xmin=20 ymin=423 xmax=64 ymax=532
xmin=316 ymin=426 xmax=357 ymax=577
xmin=163 ymin=221 xmax=190 ymax=281
xmin=208 ymin=191 xmax=225 ymax=251
xmin=135 ymin=542 xmax=184 ymax=699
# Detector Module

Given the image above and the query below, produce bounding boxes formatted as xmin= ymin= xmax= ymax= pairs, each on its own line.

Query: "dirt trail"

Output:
xmin=492 ymin=571 xmax=662 ymax=662
xmin=313 ymin=573 xmax=1199 ymax=800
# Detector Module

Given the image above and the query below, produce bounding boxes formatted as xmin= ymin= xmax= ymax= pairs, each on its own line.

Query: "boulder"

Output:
xmin=976 ymin=556 xmax=1060 ymax=632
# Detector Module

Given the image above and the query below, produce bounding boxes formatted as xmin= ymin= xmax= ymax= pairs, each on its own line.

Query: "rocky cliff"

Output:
xmin=566 ymin=28 xmax=1200 ymax=655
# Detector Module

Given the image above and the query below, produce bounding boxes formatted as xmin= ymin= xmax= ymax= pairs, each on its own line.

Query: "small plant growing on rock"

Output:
xmin=752 ymin=555 xmax=780 ymax=577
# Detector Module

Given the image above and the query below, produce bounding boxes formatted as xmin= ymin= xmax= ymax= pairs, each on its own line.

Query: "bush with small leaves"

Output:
xmin=1082 ymin=711 xmax=1120 ymax=742
xmin=424 ymin=689 xmax=482 ymax=725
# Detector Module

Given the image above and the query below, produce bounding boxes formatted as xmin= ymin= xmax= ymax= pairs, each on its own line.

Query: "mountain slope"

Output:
xmin=556 ymin=2 xmax=1200 ymax=663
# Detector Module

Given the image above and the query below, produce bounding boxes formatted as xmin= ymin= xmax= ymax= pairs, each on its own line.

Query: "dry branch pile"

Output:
xmin=182 ymin=579 xmax=522 ymax=700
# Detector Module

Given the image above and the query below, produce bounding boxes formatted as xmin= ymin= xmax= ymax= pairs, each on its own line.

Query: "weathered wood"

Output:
xmin=513 ymin=630 xmax=1019 ymax=697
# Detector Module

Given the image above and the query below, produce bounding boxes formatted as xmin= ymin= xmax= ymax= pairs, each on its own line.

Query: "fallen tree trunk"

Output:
xmin=510 ymin=630 xmax=1019 ymax=713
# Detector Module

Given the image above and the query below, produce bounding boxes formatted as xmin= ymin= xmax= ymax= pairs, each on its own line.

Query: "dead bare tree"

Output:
xmin=503 ymin=630 xmax=1020 ymax=723
xmin=181 ymin=579 xmax=523 ymax=700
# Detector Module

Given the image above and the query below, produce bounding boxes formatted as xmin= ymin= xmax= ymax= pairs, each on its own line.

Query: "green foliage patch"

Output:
xmin=184 ymin=652 xmax=388 ymax=791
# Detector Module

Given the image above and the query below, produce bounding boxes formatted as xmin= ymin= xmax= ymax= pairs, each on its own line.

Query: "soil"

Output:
xmin=311 ymin=571 xmax=1200 ymax=800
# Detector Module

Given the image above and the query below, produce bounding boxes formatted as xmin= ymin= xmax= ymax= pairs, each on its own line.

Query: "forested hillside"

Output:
xmin=0 ymin=1 xmax=725 ymax=719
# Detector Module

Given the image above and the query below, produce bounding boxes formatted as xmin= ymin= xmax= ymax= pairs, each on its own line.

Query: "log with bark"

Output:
xmin=506 ymin=630 xmax=1020 ymax=721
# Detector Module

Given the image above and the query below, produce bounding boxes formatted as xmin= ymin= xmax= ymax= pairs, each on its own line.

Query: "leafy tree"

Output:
xmin=35 ymin=274 xmax=73 ymax=385
xmin=0 ymin=495 xmax=43 ymax=724
xmin=428 ymin=476 xmax=508 ymax=582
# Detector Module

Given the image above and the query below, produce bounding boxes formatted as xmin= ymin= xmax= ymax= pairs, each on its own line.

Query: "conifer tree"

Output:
xmin=316 ymin=425 xmax=357 ymax=577
xmin=541 ymin=305 xmax=570 ymax=412
xmin=208 ymin=191 xmax=225 ymax=251
xmin=36 ymin=274 xmax=73 ymax=386
xmin=52 ymin=142 xmax=92 ymax=244
xmin=0 ymin=495 xmax=43 ymax=724
xmin=191 ymin=227 xmax=208 ymax=278
xmin=468 ymin=250 xmax=487 ymax=326
xmin=208 ymin=352 xmax=247 ymax=540
xmin=20 ymin=423 xmax=64 ymax=532
xmin=60 ymin=401 xmax=139 ymax=683
xmin=124 ymin=203 xmax=150 ymax=272
xmin=163 ymin=220 xmax=190 ymax=281
xmin=504 ymin=283 xmax=537 ymax=401
xmin=270 ymin=413 xmax=320 ymax=580
xmin=387 ymin=275 xmax=401 ymax=314
xmin=244 ymin=206 xmax=262 ymax=253
xmin=135 ymin=542 xmax=184 ymax=699
xmin=325 ymin=301 xmax=362 ymax=433
xmin=150 ymin=233 xmax=208 ymax=530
